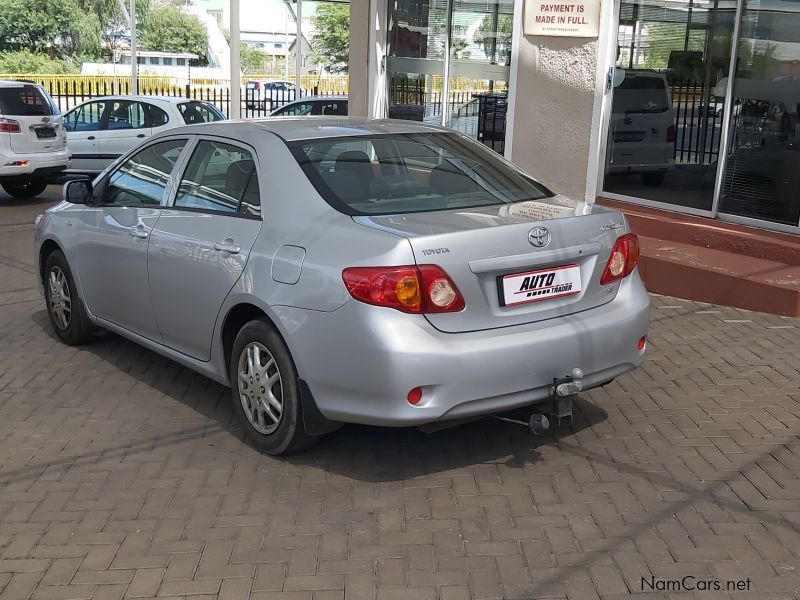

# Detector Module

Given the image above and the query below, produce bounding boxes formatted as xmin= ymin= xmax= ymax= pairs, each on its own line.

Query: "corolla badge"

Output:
xmin=528 ymin=226 xmax=551 ymax=248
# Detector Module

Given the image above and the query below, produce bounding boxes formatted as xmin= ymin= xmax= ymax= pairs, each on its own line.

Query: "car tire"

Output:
xmin=230 ymin=319 xmax=319 ymax=455
xmin=2 ymin=179 xmax=48 ymax=199
xmin=642 ymin=172 xmax=666 ymax=187
xmin=44 ymin=250 xmax=93 ymax=345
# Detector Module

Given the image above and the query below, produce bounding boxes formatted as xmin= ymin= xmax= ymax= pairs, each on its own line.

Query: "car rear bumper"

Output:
xmin=273 ymin=273 xmax=651 ymax=427
xmin=0 ymin=150 xmax=70 ymax=178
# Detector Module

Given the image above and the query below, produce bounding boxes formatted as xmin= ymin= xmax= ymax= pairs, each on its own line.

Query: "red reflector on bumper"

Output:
xmin=407 ymin=387 xmax=423 ymax=405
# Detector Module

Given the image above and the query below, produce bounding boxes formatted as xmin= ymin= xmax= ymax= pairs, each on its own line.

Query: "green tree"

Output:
xmin=0 ymin=0 xmax=83 ymax=55
xmin=140 ymin=6 xmax=208 ymax=64
xmin=241 ymin=45 xmax=266 ymax=74
xmin=311 ymin=3 xmax=349 ymax=73
xmin=0 ymin=49 xmax=80 ymax=73
xmin=475 ymin=13 xmax=512 ymax=64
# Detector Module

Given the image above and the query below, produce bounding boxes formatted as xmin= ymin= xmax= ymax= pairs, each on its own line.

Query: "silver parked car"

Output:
xmin=35 ymin=118 xmax=650 ymax=454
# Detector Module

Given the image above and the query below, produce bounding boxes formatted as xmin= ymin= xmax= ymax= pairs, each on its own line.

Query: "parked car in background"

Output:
xmin=35 ymin=118 xmax=650 ymax=455
xmin=245 ymin=80 xmax=305 ymax=110
xmin=606 ymin=70 xmax=676 ymax=186
xmin=0 ymin=80 xmax=69 ymax=198
xmin=269 ymin=96 xmax=348 ymax=117
xmin=62 ymin=96 xmax=224 ymax=174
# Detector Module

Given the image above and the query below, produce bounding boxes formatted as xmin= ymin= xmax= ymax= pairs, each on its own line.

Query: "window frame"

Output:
xmin=166 ymin=135 xmax=263 ymax=221
xmin=101 ymin=99 xmax=150 ymax=131
xmin=92 ymin=136 xmax=192 ymax=208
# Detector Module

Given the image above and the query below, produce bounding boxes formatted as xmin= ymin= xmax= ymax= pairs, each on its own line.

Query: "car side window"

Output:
xmin=175 ymin=140 xmax=260 ymax=217
xmin=146 ymin=103 xmax=170 ymax=127
xmin=280 ymin=102 xmax=314 ymax=116
xmin=106 ymin=100 xmax=148 ymax=130
xmin=321 ymin=102 xmax=347 ymax=116
xmin=101 ymin=139 xmax=187 ymax=207
xmin=67 ymin=101 xmax=108 ymax=132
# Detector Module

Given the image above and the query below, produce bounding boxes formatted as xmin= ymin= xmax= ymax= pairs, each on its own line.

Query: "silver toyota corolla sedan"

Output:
xmin=34 ymin=118 xmax=650 ymax=454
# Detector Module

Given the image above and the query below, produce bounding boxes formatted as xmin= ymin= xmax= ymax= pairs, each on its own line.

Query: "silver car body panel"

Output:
xmin=35 ymin=118 xmax=650 ymax=428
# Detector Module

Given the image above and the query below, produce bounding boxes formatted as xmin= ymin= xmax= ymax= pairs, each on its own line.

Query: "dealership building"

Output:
xmin=339 ymin=0 xmax=800 ymax=313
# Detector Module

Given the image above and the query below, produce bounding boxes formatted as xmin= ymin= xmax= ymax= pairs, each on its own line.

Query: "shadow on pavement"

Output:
xmin=31 ymin=308 xmax=608 ymax=482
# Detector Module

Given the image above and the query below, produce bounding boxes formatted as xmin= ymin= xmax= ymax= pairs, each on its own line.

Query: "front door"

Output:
xmin=76 ymin=138 xmax=188 ymax=340
xmin=64 ymin=99 xmax=110 ymax=172
xmin=148 ymin=138 xmax=262 ymax=361
xmin=98 ymin=99 xmax=153 ymax=170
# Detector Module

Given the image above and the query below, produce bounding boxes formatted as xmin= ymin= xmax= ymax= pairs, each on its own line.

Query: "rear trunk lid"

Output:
xmin=354 ymin=197 xmax=629 ymax=333
xmin=0 ymin=84 xmax=64 ymax=155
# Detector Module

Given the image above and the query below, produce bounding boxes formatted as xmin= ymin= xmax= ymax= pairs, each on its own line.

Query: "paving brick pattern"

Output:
xmin=1 ymin=193 xmax=799 ymax=599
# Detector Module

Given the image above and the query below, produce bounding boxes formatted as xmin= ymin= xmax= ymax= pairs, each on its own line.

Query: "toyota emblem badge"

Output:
xmin=528 ymin=226 xmax=551 ymax=248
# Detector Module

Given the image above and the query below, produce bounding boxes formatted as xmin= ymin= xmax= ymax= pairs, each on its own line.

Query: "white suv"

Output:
xmin=0 ymin=81 xmax=70 ymax=198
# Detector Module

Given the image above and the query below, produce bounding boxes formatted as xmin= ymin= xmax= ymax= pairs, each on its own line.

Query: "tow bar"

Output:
xmin=493 ymin=368 xmax=584 ymax=434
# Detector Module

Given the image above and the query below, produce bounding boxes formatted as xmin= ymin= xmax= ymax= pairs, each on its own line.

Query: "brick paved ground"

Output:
xmin=1 ymin=190 xmax=799 ymax=600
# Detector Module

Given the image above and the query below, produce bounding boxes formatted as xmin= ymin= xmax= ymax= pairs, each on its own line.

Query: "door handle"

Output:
xmin=137 ymin=134 xmax=146 ymax=138
xmin=214 ymin=239 xmax=241 ymax=254
xmin=130 ymin=227 xmax=149 ymax=239
xmin=87 ymin=136 xmax=95 ymax=140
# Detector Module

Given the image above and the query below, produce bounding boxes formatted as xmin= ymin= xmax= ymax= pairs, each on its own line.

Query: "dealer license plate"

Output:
xmin=501 ymin=265 xmax=582 ymax=306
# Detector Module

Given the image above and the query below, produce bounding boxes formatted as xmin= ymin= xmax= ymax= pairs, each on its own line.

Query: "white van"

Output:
xmin=0 ymin=81 xmax=70 ymax=198
xmin=606 ymin=71 xmax=676 ymax=186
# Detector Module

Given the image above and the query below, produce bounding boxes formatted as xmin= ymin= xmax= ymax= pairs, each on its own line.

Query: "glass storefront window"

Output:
xmin=387 ymin=0 xmax=512 ymax=153
xmin=603 ymin=0 xmax=736 ymax=212
xmin=719 ymin=0 xmax=800 ymax=227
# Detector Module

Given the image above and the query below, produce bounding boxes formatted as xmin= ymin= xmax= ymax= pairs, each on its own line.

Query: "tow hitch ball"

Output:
xmin=493 ymin=368 xmax=583 ymax=435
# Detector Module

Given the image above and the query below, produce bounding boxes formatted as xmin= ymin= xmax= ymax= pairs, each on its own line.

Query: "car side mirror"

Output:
xmin=64 ymin=179 xmax=92 ymax=205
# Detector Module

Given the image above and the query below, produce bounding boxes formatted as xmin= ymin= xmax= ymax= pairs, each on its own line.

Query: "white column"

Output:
xmin=348 ymin=0 xmax=369 ymax=116
xmin=230 ymin=0 xmax=241 ymax=119
xmin=295 ymin=0 xmax=302 ymax=91
xmin=130 ymin=0 xmax=138 ymax=94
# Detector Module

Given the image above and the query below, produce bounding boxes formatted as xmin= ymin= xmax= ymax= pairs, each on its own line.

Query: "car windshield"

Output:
xmin=0 ymin=85 xmax=54 ymax=116
xmin=288 ymin=132 xmax=553 ymax=216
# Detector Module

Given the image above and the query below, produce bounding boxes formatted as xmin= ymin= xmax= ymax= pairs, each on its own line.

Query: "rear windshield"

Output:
xmin=0 ymin=85 xmax=54 ymax=116
xmin=178 ymin=101 xmax=224 ymax=124
xmin=288 ymin=132 xmax=553 ymax=216
xmin=612 ymin=75 xmax=670 ymax=114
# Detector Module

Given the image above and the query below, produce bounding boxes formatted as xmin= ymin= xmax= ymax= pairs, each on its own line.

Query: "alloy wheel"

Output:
xmin=237 ymin=342 xmax=283 ymax=434
xmin=48 ymin=267 xmax=71 ymax=330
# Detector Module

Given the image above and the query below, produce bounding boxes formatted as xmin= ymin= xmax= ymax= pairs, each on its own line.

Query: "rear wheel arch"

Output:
xmin=221 ymin=303 xmax=289 ymax=375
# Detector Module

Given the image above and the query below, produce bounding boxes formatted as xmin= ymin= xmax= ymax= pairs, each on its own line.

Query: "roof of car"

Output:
xmin=289 ymin=96 xmax=349 ymax=103
xmin=70 ymin=95 xmax=199 ymax=106
xmin=171 ymin=117 xmax=452 ymax=142
xmin=0 ymin=79 xmax=41 ymax=88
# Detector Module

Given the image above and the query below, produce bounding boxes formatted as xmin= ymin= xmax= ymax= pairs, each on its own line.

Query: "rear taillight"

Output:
xmin=600 ymin=233 xmax=640 ymax=285
xmin=0 ymin=118 xmax=21 ymax=133
xmin=342 ymin=264 xmax=465 ymax=314
xmin=666 ymin=124 xmax=676 ymax=142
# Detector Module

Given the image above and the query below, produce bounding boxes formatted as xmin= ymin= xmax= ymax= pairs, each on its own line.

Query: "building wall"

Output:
xmin=508 ymin=36 xmax=599 ymax=201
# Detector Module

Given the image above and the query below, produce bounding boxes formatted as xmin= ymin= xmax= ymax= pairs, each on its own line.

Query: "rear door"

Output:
xmin=148 ymin=137 xmax=262 ymax=360
xmin=64 ymin=100 xmax=109 ymax=171
xmin=0 ymin=84 xmax=64 ymax=154
xmin=98 ymin=99 xmax=152 ymax=168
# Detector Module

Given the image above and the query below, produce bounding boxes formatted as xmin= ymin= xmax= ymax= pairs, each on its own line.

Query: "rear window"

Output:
xmin=178 ymin=101 xmax=224 ymax=124
xmin=0 ymin=85 xmax=54 ymax=116
xmin=288 ymin=132 xmax=553 ymax=216
xmin=612 ymin=74 xmax=670 ymax=114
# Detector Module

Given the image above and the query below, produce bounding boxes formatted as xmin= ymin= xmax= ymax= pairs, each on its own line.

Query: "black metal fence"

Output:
xmin=31 ymin=78 xmax=347 ymax=118
xmin=671 ymin=80 xmax=723 ymax=165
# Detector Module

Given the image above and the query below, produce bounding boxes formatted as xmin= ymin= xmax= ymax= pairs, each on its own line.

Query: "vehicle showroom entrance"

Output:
xmin=347 ymin=0 xmax=800 ymax=235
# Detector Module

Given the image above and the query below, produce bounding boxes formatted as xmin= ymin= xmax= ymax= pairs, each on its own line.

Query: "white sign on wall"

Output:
xmin=524 ymin=0 xmax=601 ymax=37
